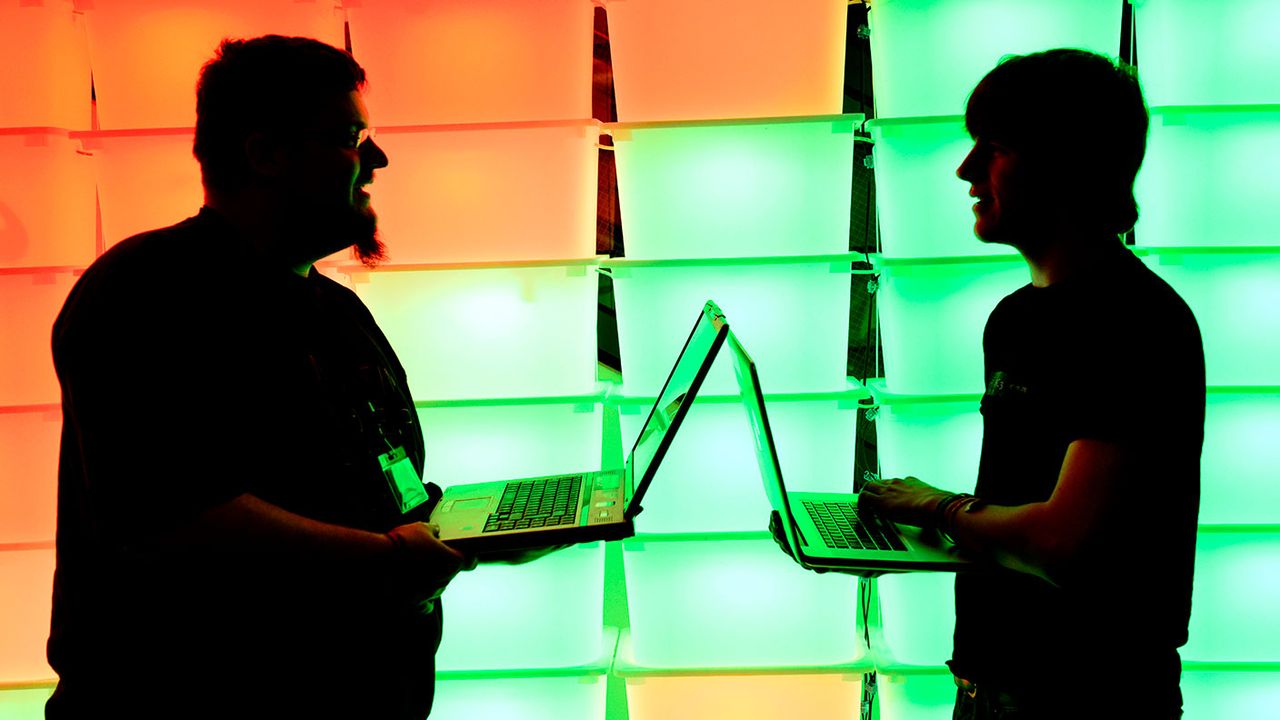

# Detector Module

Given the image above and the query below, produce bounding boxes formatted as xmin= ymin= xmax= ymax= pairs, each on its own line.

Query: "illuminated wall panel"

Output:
xmin=345 ymin=0 xmax=593 ymax=126
xmin=435 ymin=543 xmax=605 ymax=671
xmin=0 ymin=272 xmax=77 ymax=407
xmin=866 ymin=0 xmax=1121 ymax=119
xmin=371 ymin=122 xmax=599 ymax=265
xmin=0 ymin=2 xmax=89 ymax=129
xmin=351 ymin=264 xmax=598 ymax=401
xmin=1135 ymin=108 xmax=1280 ymax=248
xmin=1181 ymin=669 xmax=1280 ymax=720
xmin=609 ymin=118 xmax=855 ymax=260
xmin=1200 ymin=392 xmax=1280 ymax=525
xmin=87 ymin=131 xmax=204 ymax=251
xmin=621 ymin=667 xmax=862 ymax=720
xmin=604 ymin=0 xmax=847 ymax=122
xmin=622 ymin=537 xmax=861 ymax=669
xmin=877 ymin=671 xmax=959 ymax=720
xmin=610 ymin=261 xmax=853 ymax=396
xmin=1134 ymin=0 xmax=1280 ymax=107
xmin=0 ymin=688 xmax=55 ymax=720
xmin=431 ymin=674 xmax=606 ymax=720
xmin=83 ymin=0 xmax=344 ymax=129
xmin=0 ymin=410 xmax=60 ymax=546
xmin=1141 ymin=252 xmax=1280 ymax=387
xmin=873 ymin=396 xmax=983 ymax=495
xmin=0 ymin=550 xmax=55 ymax=684
xmin=1183 ymin=530 xmax=1280 ymax=663
xmin=876 ymin=258 xmax=1027 ymax=396
xmin=0 ymin=131 xmax=95 ymax=270
xmin=877 ymin=573 xmax=956 ymax=668
xmin=617 ymin=395 xmax=859 ymax=535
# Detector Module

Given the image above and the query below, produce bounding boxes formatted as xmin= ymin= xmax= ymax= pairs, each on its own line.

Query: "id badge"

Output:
xmin=379 ymin=446 xmax=428 ymax=515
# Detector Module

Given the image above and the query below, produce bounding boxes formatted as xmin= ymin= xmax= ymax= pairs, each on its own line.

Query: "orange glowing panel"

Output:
xmin=0 ymin=549 xmax=56 ymax=684
xmin=624 ymin=672 xmax=861 ymax=720
xmin=605 ymin=0 xmax=847 ymax=122
xmin=84 ymin=0 xmax=344 ymax=129
xmin=0 ymin=1 xmax=91 ymax=130
xmin=345 ymin=0 xmax=594 ymax=126
xmin=0 ymin=271 xmax=76 ymax=407
xmin=0 ymin=410 xmax=60 ymax=546
xmin=372 ymin=122 xmax=599 ymax=264
xmin=87 ymin=131 xmax=205 ymax=250
xmin=0 ymin=130 xmax=96 ymax=270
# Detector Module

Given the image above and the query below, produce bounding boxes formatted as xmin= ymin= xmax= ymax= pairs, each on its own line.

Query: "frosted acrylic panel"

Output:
xmin=0 ymin=272 xmax=76 ymax=407
xmin=618 ymin=399 xmax=856 ymax=534
xmin=878 ymin=573 xmax=956 ymax=667
xmin=611 ymin=120 xmax=855 ymax=259
xmin=878 ymin=673 xmax=959 ymax=720
xmin=346 ymin=0 xmax=592 ymax=126
xmin=868 ymin=0 xmax=1121 ymax=119
xmin=878 ymin=260 xmax=1027 ymax=395
xmin=0 ymin=687 xmax=55 ymax=720
xmin=876 ymin=401 xmax=982 ymax=496
xmin=1201 ymin=393 xmax=1280 ymax=525
xmin=436 ymin=543 xmax=604 ymax=671
xmin=0 ymin=3 xmax=90 ymax=129
xmin=1182 ymin=670 xmax=1280 ymax=720
xmin=1135 ymin=108 xmax=1280 ymax=249
xmin=0 ymin=132 xmax=95 ymax=269
xmin=626 ymin=673 xmax=861 ymax=720
xmin=84 ymin=0 xmax=343 ymax=129
xmin=373 ymin=124 xmax=598 ymax=265
xmin=417 ymin=403 xmax=601 ymax=488
xmin=1142 ymin=253 xmax=1280 ymax=386
xmin=869 ymin=118 xmax=1017 ymax=259
xmin=352 ymin=266 xmax=597 ymax=400
xmin=432 ymin=675 xmax=605 ymax=720
xmin=605 ymin=0 xmax=847 ymax=122
xmin=0 ymin=550 xmax=55 ymax=683
xmin=1134 ymin=0 xmax=1280 ymax=106
xmin=0 ymin=410 xmax=61 ymax=545
xmin=91 ymin=133 xmax=204 ymax=251
xmin=623 ymin=538 xmax=860 ymax=668
xmin=612 ymin=264 xmax=851 ymax=396
xmin=1183 ymin=531 xmax=1280 ymax=662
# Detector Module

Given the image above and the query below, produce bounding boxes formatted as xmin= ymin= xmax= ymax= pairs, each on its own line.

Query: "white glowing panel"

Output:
xmin=0 ymin=272 xmax=76 ymax=407
xmin=618 ymin=397 xmax=857 ymax=534
xmin=0 ymin=2 xmax=90 ymax=129
xmin=1182 ymin=669 xmax=1280 ymax=720
xmin=867 ymin=0 xmax=1121 ymax=118
xmin=435 ymin=542 xmax=604 ymax=671
xmin=876 ymin=399 xmax=983 ymax=497
xmin=0 ymin=131 xmax=95 ymax=269
xmin=877 ymin=573 xmax=957 ymax=668
xmin=1201 ymin=393 xmax=1280 ymax=525
xmin=1183 ymin=531 xmax=1280 ymax=663
xmin=352 ymin=265 xmax=597 ymax=401
xmin=0 ymin=550 xmax=55 ymax=684
xmin=0 ymin=410 xmax=60 ymax=545
xmin=623 ymin=669 xmax=862 ymax=720
xmin=611 ymin=262 xmax=852 ymax=396
xmin=877 ymin=672 xmax=959 ymax=720
xmin=622 ymin=538 xmax=861 ymax=668
xmin=88 ymin=132 xmax=204 ymax=251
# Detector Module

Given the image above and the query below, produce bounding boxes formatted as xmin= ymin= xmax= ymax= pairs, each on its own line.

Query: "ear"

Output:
xmin=244 ymin=131 xmax=291 ymax=179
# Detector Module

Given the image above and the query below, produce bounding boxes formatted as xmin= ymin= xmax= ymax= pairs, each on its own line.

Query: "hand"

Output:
xmin=476 ymin=544 xmax=571 ymax=566
xmin=385 ymin=522 xmax=477 ymax=601
xmin=858 ymin=476 xmax=952 ymax=528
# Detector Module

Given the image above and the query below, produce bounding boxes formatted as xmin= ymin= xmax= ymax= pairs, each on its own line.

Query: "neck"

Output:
xmin=1016 ymin=230 xmax=1124 ymax=288
xmin=206 ymin=192 xmax=315 ymax=277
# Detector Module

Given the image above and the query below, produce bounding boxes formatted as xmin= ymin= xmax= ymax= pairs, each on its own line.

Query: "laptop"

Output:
xmin=429 ymin=301 xmax=729 ymax=554
xmin=726 ymin=330 xmax=972 ymax=573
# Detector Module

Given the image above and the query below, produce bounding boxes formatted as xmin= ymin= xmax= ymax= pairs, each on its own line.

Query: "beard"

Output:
xmin=292 ymin=196 xmax=387 ymax=268
xmin=348 ymin=204 xmax=387 ymax=267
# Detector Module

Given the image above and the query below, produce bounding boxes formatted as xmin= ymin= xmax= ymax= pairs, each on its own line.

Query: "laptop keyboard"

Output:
xmin=802 ymin=500 xmax=907 ymax=552
xmin=483 ymin=475 xmax=582 ymax=533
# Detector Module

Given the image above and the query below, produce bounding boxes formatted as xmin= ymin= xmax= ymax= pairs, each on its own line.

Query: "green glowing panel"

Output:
xmin=877 ymin=672 xmax=960 ymax=720
xmin=1201 ymin=393 xmax=1280 ymax=525
xmin=1182 ymin=670 xmax=1280 ymax=720
xmin=0 ymin=131 xmax=95 ymax=269
xmin=1134 ymin=0 xmax=1280 ymax=106
xmin=0 ymin=410 xmax=59 ymax=545
xmin=623 ymin=671 xmax=861 ymax=720
xmin=622 ymin=537 xmax=861 ymax=668
xmin=0 ymin=272 xmax=75 ymax=407
xmin=878 ymin=573 xmax=956 ymax=668
xmin=611 ymin=262 xmax=852 ymax=396
xmin=867 ymin=0 xmax=1120 ymax=119
xmin=436 ymin=542 xmax=604 ymax=672
xmin=610 ymin=119 xmax=855 ymax=259
xmin=417 ymin=402 xmax=601 ymax=488
xmin=0 ymin=550 xmax=54 ymax=683
xmin=0 ymin=687 xmax=54 ymax=720
xmin=352 ymin=265 xmax=597 ymax=400
xmin=1183 ymin=531 xmax=1280 ymax=662
xmin=875 ymin=400 xmax=983 ymax=495
xmin=431 ymin=675 xmax=605 ymax=720
xmin=1135 ymin=108 xmax=1280 ymax=248
xmin=868 ymin=117 xmax=1017 ymax=260
xmin=1142 ymin=253 xmax=1280 ymax=386
xmin=618 ymin=397 xmax=857 ymax=534
xmin=877 ymin=259 xmax=1027 ymax=395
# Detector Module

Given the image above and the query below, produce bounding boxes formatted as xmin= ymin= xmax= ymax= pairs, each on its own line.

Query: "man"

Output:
xmin=858 ymin=50 xmax=1204 ymax=718
xmin=48 ymin=36 xmax=471 ymax=719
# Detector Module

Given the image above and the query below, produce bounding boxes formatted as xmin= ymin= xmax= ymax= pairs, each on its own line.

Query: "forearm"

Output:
xmin=945 ymin=500 xmax=1067 ymax=584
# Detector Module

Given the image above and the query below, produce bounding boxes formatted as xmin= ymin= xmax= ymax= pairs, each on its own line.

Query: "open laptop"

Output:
xmin=726 ymin=330 xmax=971 ymax=573
xmin=430 ymin=301 xmax=729 ymax=553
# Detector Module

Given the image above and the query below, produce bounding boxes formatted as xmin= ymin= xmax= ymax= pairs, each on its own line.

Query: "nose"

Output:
xmin=362 ymin=137 xmax=389 ymax=170
xmin=956 ymin=143 xmax=979 ymax=183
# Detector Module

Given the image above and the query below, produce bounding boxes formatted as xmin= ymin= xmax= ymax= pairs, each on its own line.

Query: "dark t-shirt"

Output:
xmin=47 ymin=208 xmax=440 ymax=719
xmin=950 ymin=244 xmax=1204 ymax=710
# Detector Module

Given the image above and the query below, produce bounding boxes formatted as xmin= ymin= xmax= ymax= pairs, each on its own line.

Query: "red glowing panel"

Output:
xmin=89 ymin=132 xmax=204 ymax=250
xmin=0 ymin=410 xmax=60 ymax=545
xmin=0 ymin=2 xmax=91 ymax=130
xmin=0 ymin=130 xmax=96 ymax=270
xmin=346 ymin=0 xmax=594 ymax=126
xmin=0 ymin=272 xmax=75 ymax=407
xmin=0 ymin=550 xmax=55 ymax=683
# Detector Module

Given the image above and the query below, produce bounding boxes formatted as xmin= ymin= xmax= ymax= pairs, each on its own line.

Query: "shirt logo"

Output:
xmin=987 ymin=370 xmax=1030 ymax=398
